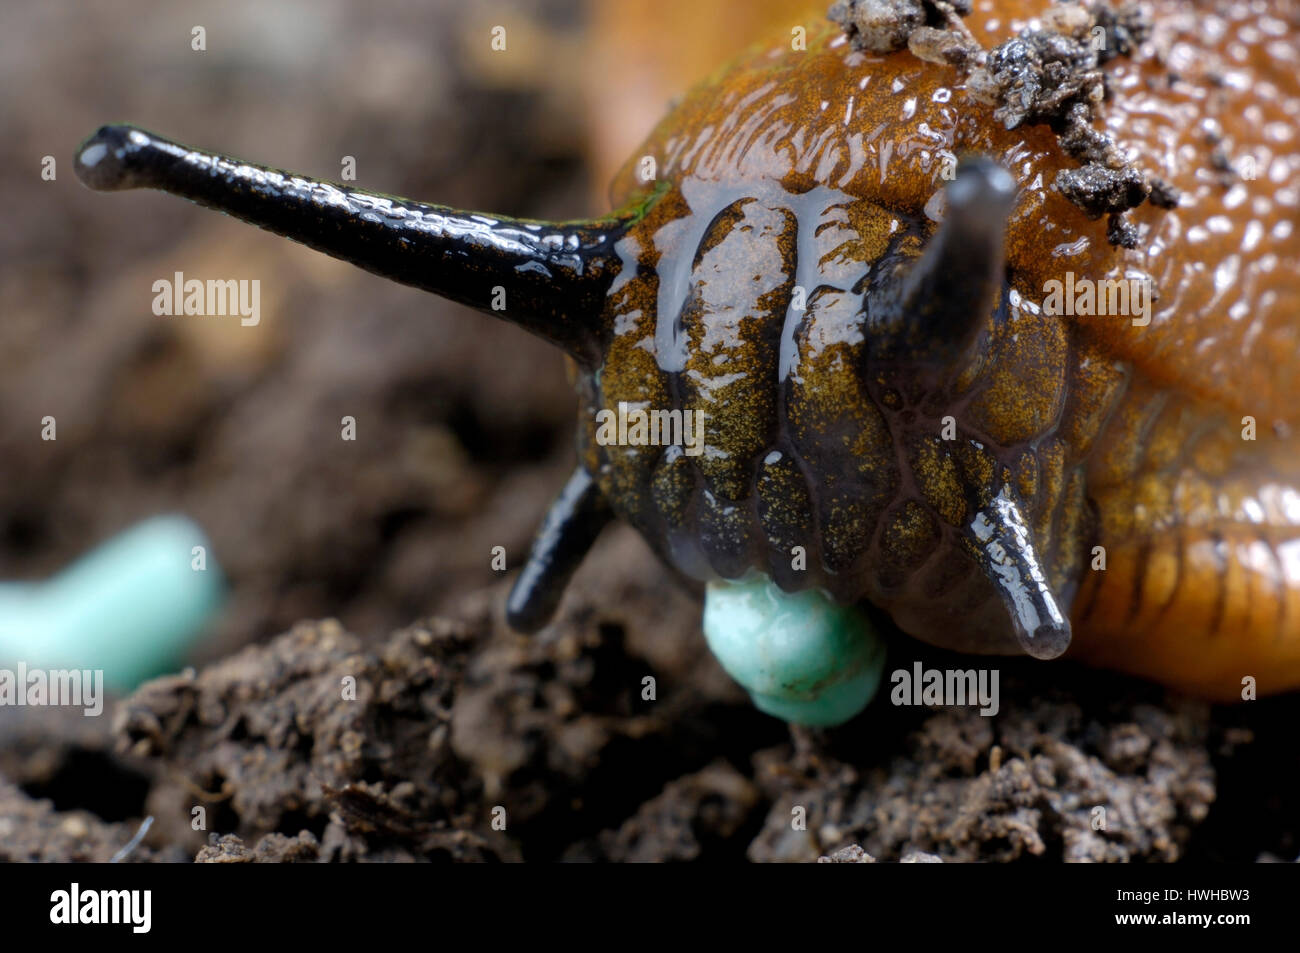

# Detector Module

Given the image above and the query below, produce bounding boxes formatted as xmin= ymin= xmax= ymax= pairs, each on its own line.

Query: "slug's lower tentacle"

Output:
xmin=505 ymin=467 xmax=611 ymax=633
xmin=73 ymin=124 xmax=626 ymax=366
xmin=866 ymin=158 xmax=1017 ymax=364
xmin=965 ymin=487 xmax=1071 ymax=660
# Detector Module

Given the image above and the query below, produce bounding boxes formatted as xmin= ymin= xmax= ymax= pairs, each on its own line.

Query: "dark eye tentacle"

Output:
xmin=865 ymin=157 xmax=1073 ymax=661
xmin=73 ymin=124 xmax=626 ymax=366
xmin=928 ymin=161 xmax=1072 ymax=660
xmin=866 ymin=157 xmax=1018 ymax=364
xmin=505 ymin=467 xmax=612 ymax=633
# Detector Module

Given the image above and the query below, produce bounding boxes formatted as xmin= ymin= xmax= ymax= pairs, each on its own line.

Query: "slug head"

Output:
xmin=583 ymin=155 xmax=1089 ymax=661
xmin=70 ymin=133 xmax=1086 ymax=664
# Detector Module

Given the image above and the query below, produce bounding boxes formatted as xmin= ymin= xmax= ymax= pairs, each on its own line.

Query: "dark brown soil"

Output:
xmin=3 ymin=534 xmax=1295 ymax=863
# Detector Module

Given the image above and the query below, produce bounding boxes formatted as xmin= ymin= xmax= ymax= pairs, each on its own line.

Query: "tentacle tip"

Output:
xmin=74 ymin=124 xmax=146 ymax=192
xmin=948 ymin=157 xmax=1018 ymax=217
xmin=503 ymin=589 xmax=551 ymax=634
xmin=968 ymin=488 xmax=1073 ymax=662
xmin=502 ymin=467 xmax=609 ymax=635
xmin=1018 ymin=619 xmax=1072 ymax=661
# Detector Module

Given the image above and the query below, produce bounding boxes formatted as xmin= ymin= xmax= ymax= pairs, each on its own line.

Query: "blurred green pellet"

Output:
xmin=0 ymin=515 xmax=224 ymax=694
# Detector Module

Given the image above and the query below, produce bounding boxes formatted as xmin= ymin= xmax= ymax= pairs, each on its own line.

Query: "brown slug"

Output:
xmin=73 ymin=0 xmax=1300 ymax=714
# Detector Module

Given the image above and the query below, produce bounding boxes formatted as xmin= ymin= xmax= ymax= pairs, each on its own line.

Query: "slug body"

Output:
xmin=593 ymin=0 xmax=1300 ymax=700
xmin=75 ymin=0 xmax=1300 ymax=712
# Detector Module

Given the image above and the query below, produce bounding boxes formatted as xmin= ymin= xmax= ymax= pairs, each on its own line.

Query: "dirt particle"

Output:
xmin=908 ymin=25 xmax=981 ymax=68
xmin=818 ymin=843 xmax=876 ymax=862
xmin=1089 ymin=1 xmax=1152 ymax=63
xmin=1148 ymin=175 xmax=1182 ymax=209
xmin=829 ymin=0 xmax=928 ymax=53
xmin=829 ymin=0 xmax=972 ymax=54
xmin=196 ymin=833 xmax=256 ymax=863
xmin=1106 ymin=212 xmax=1139 ymax=248
xmin=1056 ymin=163 xmax=1149 ymax=217
xmin=901 ymin=850 xmax=944 ymax=862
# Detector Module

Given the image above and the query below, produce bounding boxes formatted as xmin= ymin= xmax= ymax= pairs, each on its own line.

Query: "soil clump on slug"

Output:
xmin=834 ymin=0 xmax=1163 ymax=245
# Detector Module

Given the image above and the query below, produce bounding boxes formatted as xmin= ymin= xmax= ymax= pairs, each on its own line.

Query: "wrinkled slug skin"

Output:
xmin=585 ymin=0 xmax=1300 ymax=699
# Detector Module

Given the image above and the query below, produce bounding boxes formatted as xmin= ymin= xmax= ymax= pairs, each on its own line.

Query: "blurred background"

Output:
xmin=0 ymin=0 xmax=794 ymax=670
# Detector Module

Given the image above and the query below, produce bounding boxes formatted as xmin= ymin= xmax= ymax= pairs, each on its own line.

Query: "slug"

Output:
xmin=73 ymin=0 xmax=1300 ymax=721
